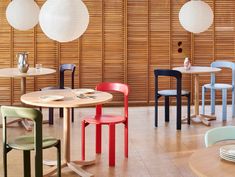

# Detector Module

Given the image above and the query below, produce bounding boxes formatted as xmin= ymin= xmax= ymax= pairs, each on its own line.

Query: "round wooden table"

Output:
xmin=0 ymin=67 xmax=56 ymax=130
xmin=173 ymin=66 xmax=221 ymax=126
xmin=189 ymin=145 xmax=235 ymax=177
xmin=21 ymin=89 xmax=113 ymax=177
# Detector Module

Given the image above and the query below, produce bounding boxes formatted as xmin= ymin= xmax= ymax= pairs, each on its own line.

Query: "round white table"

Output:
xmin=0 ymin=67 xmax=56 ymax=130
xmin=21 ymin=89 xmax=113 ymax=177
xmin=173 ymin=66 xmax=221 ymax=126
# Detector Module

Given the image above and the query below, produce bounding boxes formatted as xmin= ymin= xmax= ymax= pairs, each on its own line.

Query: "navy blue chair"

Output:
xmin=154 ymin=69 xmax=190 ymax=130
xmin=41 ymin=64 xmax=76 ymax=124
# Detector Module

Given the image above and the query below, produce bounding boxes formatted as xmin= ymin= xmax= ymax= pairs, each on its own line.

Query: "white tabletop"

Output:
xmin=21 ymin=89 xmax=113 ymax=108
xmin=0 ymin=68 xmax=56 ymax=78
xmin=173 ymin=66 xmax=221 ymax=74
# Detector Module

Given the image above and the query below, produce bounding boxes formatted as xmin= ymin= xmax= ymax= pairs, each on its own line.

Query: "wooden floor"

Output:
xmin=0 ymin=105 xmax=234 ymax=177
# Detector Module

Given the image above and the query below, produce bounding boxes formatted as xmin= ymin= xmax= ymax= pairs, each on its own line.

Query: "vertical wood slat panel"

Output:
xmin=0 ymin=1 xmax=11 ymax=105
xmin=127 ymin=0 xmax=148 ymax=103
xmin=35 ymin=0 xmax=57 ymax=92
xmin=81 ymin=0 xmax=102 ymax=89
xmin=0 ymin=0 xmax=235 ymax=106
xmin=214 ymin=0 xmax=235 ymax=102
xmin=149 ymin=0 xmax=170 ymax=103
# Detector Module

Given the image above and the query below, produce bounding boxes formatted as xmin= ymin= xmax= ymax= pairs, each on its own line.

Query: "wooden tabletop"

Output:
xmin=189 ymin=145 xmax=235 ymax=177
xmin=0 ymin=67 xmax=56 ymax=78
xmin=173 ymin=66 xmax=221 ymax=74
xmin=21 ymin=89 xmax=113 ymax=108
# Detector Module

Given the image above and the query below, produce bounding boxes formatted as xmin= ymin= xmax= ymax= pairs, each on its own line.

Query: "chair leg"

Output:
xmin=155 ymin=95 xmax=158 ymax=127
xmin=124 ymin=122 xmax=128 ymax=158
xmin=176 ymin=95 xmax=181 ymax=130
xmin=187 ymin=94 xmax=191 ymax=125
xmin=56 ymin=141 xmax=61 ymax=177
xmin=23 ymin=150 xmax=31 ymax=177
xmin=165 ymin=96 xmax=170 ymax=122
xmin=81 ymin=120 xmax=86 ymax=160
xmin=222 ymin=89 xmax=227 ymax=121
xmin=96 ymin=124 xmax=102 ymax=154
xmin=211 ymin=89 xmax=216 ymax=115
xmin=71 ymin=108 xmax=74 ymax=122
xmin=49 ymin=108 xmax=54 ymax=125
xmin=3 ymin=148 xmax=7 ymax=177
xmin=109 ymin=124 xmax=115 ymax=166
xmin=59 ymin=108 xmax=63 ymax=118
xmin=232 ymin=90 xmax=235 ymax=117
xmin=202 ymin=86 xmax=206 ymax=115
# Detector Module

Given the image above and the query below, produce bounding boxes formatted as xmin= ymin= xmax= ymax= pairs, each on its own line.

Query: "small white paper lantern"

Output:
xmin=179 ymin=0 xmax=213 ymax=33
xmin=39 ymin=0 xmax=89 ymax=43
xmin=6 ymin=0 xmax=40 ymax=31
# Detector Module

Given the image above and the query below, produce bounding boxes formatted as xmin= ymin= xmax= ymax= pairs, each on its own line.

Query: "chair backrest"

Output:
xmin=205 ymin=126 xmax=235 ymax=147
xmin=95 ymin=82 xmax=129 ymax=118
xmin=1 ymin=106 xmax=43 ymax=177
xmin=59 ymin=64 xmax=76 ymax=89
xmin=211 ymin=61 xmax=235 ymax=86
xmin=154 ymin=69 xmax=182 ymax=94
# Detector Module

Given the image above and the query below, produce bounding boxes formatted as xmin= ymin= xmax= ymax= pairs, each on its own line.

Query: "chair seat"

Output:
xmin=83 ymin=115 xmax=126 ymax=124
xmin=8 ymin=135 xmax=58 ymax=151
xmin=158 ymin=89 xmax=189 ymax=96
xmin=204 ymin=83 xmax=233 ymax=90
xmin=41 ymin=86 xmax=71 ymax=91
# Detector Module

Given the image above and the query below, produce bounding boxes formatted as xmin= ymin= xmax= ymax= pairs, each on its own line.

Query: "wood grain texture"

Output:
xmin=0 ymin=0 xmax=235 ymax=106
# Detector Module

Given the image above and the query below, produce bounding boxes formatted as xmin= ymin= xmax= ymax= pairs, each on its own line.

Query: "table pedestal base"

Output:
xmin=43 ymin=160 xmax=95 ymax=177
xmin=182 ymin=114 xmax=215 ymax=126
xmin=0 ymin=118 xmax=32 ymax=131
xmin=0 ymin=118 xmax=51 ymax=131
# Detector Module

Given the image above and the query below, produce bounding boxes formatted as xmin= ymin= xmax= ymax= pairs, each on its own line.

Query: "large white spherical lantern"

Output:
xmin=6 ymin=0 xmax=40 ymax=31
xmin=39 ymin=0 xmax=89 ymax=43
xmin=179 ymin=0 xmax=213 ymax=33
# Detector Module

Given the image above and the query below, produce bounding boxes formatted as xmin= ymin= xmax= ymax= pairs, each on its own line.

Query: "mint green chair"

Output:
xmin=1 ymin=106 xmax=61 ymax=177
xmin=204 ymin=126 xmax=235 ymax=147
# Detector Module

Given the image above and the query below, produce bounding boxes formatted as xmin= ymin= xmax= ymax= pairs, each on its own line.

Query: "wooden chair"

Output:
xmin=154 ymin=69 xmax=191 ymax=130
xmin=81 ymin=82 xmax=129 ymax=166
xmin=205 ymin=126 xmax=235 ymax=147
xmin=202 ymin=61 xmax=235 ymax=121
xmin=41 ymin=64 xmax=76 ymax=124
xmin=1 ymin=106 xmax=61 ymax=177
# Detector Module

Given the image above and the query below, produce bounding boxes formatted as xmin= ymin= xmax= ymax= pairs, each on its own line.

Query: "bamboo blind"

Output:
xmin=0 ymin=0 xmax=234 ymax=106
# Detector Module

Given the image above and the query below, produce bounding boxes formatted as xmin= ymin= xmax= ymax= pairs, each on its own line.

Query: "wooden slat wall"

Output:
xmin=0 ymin=0 xmax=235 ymax=106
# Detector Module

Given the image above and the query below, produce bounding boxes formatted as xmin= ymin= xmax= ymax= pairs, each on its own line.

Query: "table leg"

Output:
xmin=191 ymin=75 xmax=210 ymax=126
xmin=43 ymin=107 xmax=95 ymax=177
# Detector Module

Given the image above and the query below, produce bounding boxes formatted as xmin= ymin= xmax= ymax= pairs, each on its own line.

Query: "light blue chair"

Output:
xmin=205 ymin=126 xmax=235 ymax=147
xmin=202 ymin=61 xmax=235 ymax=121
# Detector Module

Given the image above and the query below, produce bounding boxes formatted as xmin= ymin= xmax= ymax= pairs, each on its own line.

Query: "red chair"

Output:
xmin=81 ymin=82 xmax=129 ymax=166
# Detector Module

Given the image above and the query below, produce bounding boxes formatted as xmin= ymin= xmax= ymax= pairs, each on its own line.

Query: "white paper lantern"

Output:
xmin=39 ymin=0 xmax=89 ymax=43
xmin=179 ymin=0 xmax=213 ymax=33
xmin=6 ymin=0 xmax=40 ymax=31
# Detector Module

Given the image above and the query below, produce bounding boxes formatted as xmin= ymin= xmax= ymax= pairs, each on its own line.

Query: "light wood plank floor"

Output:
xmin=0 ymin=105 xmax=234 ymax=177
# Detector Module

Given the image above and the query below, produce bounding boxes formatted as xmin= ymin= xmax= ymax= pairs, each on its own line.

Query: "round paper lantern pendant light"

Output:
xmin=6 ymin=0 xmax=40 ymax=31
xmin=39 ymin=0 xmax=89 ymax=43
xmin=179 ymin=0 xmax=213 ymax=33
